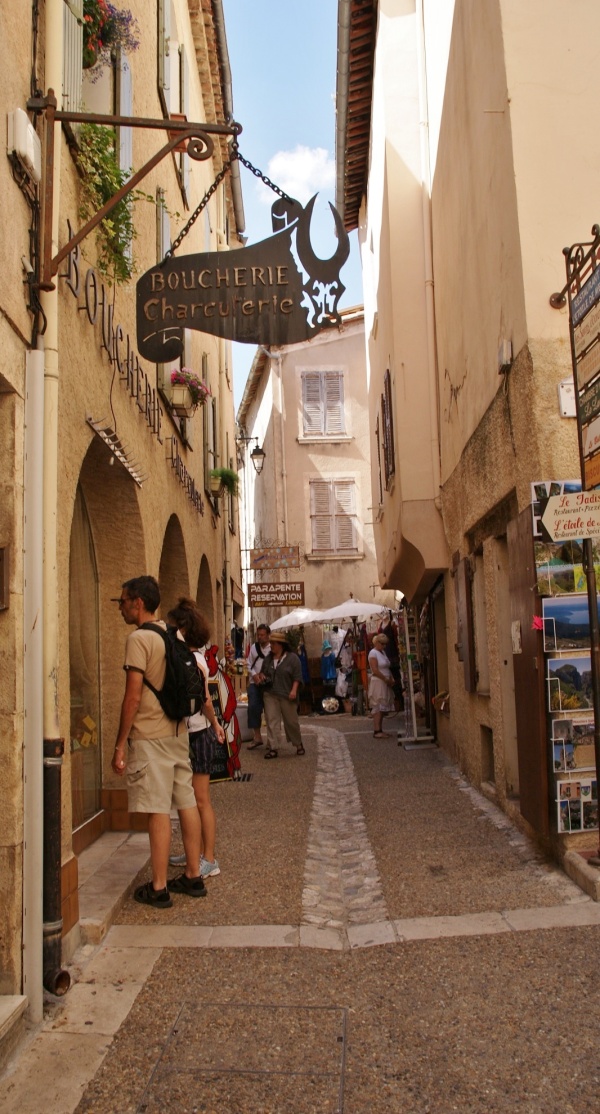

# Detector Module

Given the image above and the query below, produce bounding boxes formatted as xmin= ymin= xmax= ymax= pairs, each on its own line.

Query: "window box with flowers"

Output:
xmin=82 ymin=0 xmax=140 ymax=73
xmin=168 ymin=369 xmax=211 ymax=418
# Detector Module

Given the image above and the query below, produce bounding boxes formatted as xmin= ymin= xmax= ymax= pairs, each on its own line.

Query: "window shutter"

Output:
xmin=334 ymin=481 xmax=357 ymax=551
xmin=310 ymin=481 xmax=333 ymax=551
xmin=382 ymin=369 xmax=395 ymax=484
xmin=117 ymin=55 xmax=133 ymax=174
xmin=179 ymin=45 xmax=190 ymax=202
xmin=324 ymin=373 xmax=345 ymax=435
xmin=157 ymin=0 xmax=171 ymax=114
xmin=302 ymin=373 xmax=324 ymax=434
xmin=62 ymin=0 xmax=83 ymax=112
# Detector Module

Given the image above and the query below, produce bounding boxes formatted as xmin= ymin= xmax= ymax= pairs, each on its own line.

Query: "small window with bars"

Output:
xmin=302 ymin=371 xmax=345 ymax=437
xmin=310 ymin=480 xmax=358 ymax=555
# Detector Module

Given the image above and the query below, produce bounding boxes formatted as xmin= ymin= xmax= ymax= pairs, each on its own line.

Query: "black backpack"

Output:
xmin=140 ymin=623 xmax=207 ymax=721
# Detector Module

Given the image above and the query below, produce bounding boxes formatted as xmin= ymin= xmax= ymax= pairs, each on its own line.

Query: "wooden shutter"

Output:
xmin=382 ymin=369 xmax=395 ymax=484
xmin=310 ymin=481 xmax=333 ymax=550
xmin=334 ymin=481 xmax=357 ymax=551
xmin=117 ymin=55 xmax=133 ymax=173
xmin=303 ymin=373 xmax=324 ymax=434
xmin=453 ymin=556 xmax=476 ymax=692
xmin=324 ymin=373 xmax=345 ymax=435
xmin=63 ymin=0 xmax=83 ymax=112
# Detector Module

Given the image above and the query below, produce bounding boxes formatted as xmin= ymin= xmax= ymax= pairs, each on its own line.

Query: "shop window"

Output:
xmin=310 ymin=479 xmax=358 ymax=555
xmin=301 ymin=371 xmax=345 ymax=437
xmin=381 ymin=368 xmax=395 ymax=486
xmin=69 ymin=485 xmax=101 ymax=830
xmin=453 ymin=554 xmax=476 ymax=692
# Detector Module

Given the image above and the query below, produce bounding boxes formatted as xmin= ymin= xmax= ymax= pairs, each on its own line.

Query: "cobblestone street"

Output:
xmin=3 ymin=719 xmax=599 ymax=1113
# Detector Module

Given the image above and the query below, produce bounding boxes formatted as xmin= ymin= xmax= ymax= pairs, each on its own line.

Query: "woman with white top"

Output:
xmin=368 ymin=633 xmax=395 ymax=738
xmin=167 ymin=598 xmax=226 ymax=879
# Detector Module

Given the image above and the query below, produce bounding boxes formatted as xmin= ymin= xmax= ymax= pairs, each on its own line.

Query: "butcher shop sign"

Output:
xmin=136 ymin=196 xmax=350 ymax=361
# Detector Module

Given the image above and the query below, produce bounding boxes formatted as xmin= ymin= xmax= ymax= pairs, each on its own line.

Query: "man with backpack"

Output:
xmin=246 ymin=623 xmax=271 ymax=749
xmin=111 ymin=575 xmax=206 ymax=908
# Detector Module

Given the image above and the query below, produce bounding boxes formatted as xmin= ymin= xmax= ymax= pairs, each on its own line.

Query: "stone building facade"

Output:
xmin=0 ymin=0 xmax=244 ymax=1016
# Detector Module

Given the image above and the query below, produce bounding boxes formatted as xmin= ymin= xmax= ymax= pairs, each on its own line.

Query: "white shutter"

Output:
xmin=179 ymin=46 xmax=190 ymax=202
xmin=310 ymin=481 xmax=333 ymax=551
xmin=324 ymin=373 xmax=345 ymax=435
xmin=334 ymin=481 xmax=357 ymax=552
xmin=63 ymin=0 xmax=83 ymax=112
xmin=117 ymin=55 xmax=133 ymax=174
xmin=302 ymin=373 xmax=324 ymax=434
xmin=158 ymin=0 xmax=171 ymax=113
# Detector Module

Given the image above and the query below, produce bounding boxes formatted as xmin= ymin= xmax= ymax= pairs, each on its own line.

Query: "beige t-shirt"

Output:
xmin=124 ymin=623 xmax=179 ymax=740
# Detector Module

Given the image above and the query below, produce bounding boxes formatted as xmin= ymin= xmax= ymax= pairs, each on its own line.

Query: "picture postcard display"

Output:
xmin=535 ymin=483 xmax=599 ymax=832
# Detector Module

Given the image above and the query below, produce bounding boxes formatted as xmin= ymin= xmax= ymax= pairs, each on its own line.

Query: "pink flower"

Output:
xmin=531 ymin=616 xmax=544 ymax=631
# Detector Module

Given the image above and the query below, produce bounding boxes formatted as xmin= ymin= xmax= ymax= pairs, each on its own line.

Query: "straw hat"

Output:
xmin=269 ymin=630 xmax=289 ymax=644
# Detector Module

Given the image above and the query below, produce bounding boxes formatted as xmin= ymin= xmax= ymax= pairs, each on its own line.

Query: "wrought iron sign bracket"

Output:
xmin=26 ymin=90 xmax=241 ymax=290
xmin=549 ymin=224 xmax=600 ymax=309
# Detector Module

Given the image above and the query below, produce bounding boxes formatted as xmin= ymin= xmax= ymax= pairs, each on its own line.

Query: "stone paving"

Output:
xmin=2 ymin=719 xmax=600 ymax=1113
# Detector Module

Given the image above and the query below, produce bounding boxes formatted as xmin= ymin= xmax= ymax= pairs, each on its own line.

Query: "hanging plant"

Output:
xmin=82 ymin=0 xmax=140 ymax=72
xmin=170 ymin=369 xmax=211 ymax=408
xmin=77 ymin=122 xmax=152 ymax=283
xmin=209 ymin=467 xmax=240 ymax=498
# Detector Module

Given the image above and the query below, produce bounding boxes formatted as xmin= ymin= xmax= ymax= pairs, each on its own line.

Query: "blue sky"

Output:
xmin=222 ymin=0 xmax=363 ymax=407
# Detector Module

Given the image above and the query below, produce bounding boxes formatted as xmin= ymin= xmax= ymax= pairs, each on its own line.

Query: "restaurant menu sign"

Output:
xmin=136 ymin=196 xmax=350 ymax=361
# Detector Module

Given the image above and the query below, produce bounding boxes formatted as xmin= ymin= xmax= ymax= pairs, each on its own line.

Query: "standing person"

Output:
xmin=246 ymin=623 xmax=271 ymax=749
xmin=368 ymin=633 xmax=395 ymax=738
xmin=379 ymin=615 xmax=404 ymax=712
xmin=259 ymin=631 xmax=305 ymax=758
xmin=111 ymin=576 xmax=206 ymax=908
xmin=166 ymin=598 xmax=225 ymax=880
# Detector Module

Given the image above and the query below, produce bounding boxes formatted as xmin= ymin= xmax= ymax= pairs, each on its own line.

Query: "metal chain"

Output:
xmin=164 ymin=141 xmax=292 ymax=260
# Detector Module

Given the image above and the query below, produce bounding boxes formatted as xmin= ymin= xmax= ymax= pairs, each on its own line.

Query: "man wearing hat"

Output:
xmin=258 ymin=631 xmax=305 ymax=758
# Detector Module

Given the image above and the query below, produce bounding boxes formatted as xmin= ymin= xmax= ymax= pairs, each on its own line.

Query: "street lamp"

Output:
xmin=236 ymin=433 xmax=266 ymax=475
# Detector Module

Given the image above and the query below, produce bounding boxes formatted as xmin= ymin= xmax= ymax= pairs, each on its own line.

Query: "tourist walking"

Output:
xmin=246 ymin=623 xmax=271 ymax=749
xmin=259 ymin=631 xmax=305 ymax=759
xmin=166 ymin=598 xmax=226 ymax=880
xmin=368 ymin=633 xmax=395 ymax=738
xmin=111 ymin=576 xmax=205 ymax=908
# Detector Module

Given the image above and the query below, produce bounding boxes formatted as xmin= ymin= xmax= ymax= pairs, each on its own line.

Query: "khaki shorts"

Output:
xmin=126 ymin=734 xmax=196 ymax=813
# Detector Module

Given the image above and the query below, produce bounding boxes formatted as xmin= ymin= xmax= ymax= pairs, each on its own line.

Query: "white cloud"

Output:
xmin=257 ymin=145 xmax=335 ymax=206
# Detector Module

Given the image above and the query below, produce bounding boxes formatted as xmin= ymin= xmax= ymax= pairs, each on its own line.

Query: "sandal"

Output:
xmin=133 ymin=881 xmax=172 ymax=908
xmin=296 ymin=745 xmax=306 ymax=756
xmin=264 ymin=748 xmax=278 ymax=759
xmin=247 ymin=740 xmax=263 ymax=750
xmin=373 ymin=731 xmax=392 ymax=738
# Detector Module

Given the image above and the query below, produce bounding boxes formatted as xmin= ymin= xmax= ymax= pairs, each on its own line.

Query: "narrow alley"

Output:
xmin=3 ymin=721 xmax=598 ymax=1114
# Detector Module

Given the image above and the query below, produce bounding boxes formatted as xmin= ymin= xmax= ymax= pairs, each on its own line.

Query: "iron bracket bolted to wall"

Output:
xmin=26 ymin=90 xmax=241 ymax=291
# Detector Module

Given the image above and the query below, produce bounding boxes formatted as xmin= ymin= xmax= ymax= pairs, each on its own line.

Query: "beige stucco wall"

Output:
xmin=360 ymin=0 xmax=447 ymax=603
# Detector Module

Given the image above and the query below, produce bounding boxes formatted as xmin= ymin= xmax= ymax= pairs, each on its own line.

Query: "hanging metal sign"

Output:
xmin=249 ymin=546 xmax=300 ymax=570
xmin=136 ymin=196 xmax=350 ymax=360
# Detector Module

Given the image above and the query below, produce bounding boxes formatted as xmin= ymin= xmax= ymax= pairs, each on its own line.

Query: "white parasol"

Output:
xmin=269 ymin=606 xmax=325 ymax=631
xmin=317 ymin=597 xmax=388 ymax=625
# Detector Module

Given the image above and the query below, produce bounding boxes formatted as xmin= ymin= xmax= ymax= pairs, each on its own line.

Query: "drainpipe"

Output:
xmin=22 ymin=345 xmax=45 ymax=1021
xmin=415 ymin=0 xmax=442 ymax=504
xmin=40 ymin=0 xmax=70 ymax=997
xmin=335 ymin=0 xmax=352 ymax=220
xmin=212 ymin=0 xmax=246 ymax=237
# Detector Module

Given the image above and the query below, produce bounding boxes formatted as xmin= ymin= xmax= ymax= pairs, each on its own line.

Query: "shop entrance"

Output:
xmin=69 ymin=484 xmax=102 ymax=836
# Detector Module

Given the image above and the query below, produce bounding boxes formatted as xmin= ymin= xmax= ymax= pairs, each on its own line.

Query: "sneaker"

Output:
xmin=167 ymin=873 xmax=207 ymax=898
xmin=133 ymin=881 xmax=173 ymax=908
xmin=168 ymin=852 xmax=186 ymax=866
xmin=200 ymin=858 xmax=221 ymax=878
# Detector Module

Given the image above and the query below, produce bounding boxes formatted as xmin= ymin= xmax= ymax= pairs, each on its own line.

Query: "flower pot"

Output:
xmin=169 ymin=384 xmax=196 ymax=418
xmin=208 ymin=474 xmax=224 ymax=497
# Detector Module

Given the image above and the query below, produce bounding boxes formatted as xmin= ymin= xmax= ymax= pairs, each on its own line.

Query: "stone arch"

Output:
xmin=196 ymin=554 xmax=214 ymax=630
xmin=71 ymin=435 xmax=147 ymax=842
xmin=158 ymin=514 xmax=190 ymax=615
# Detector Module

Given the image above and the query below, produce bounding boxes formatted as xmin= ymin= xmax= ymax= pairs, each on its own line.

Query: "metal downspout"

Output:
xmin=23 ymin=345 xmax=45 ymax=1021
xmin=415 ymin=0 xmax=442 ymax=503
xmin=212 ymin=0 xmax=246 ymax=236
xmin=40 ymin=0 xmax=70 ymax=998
